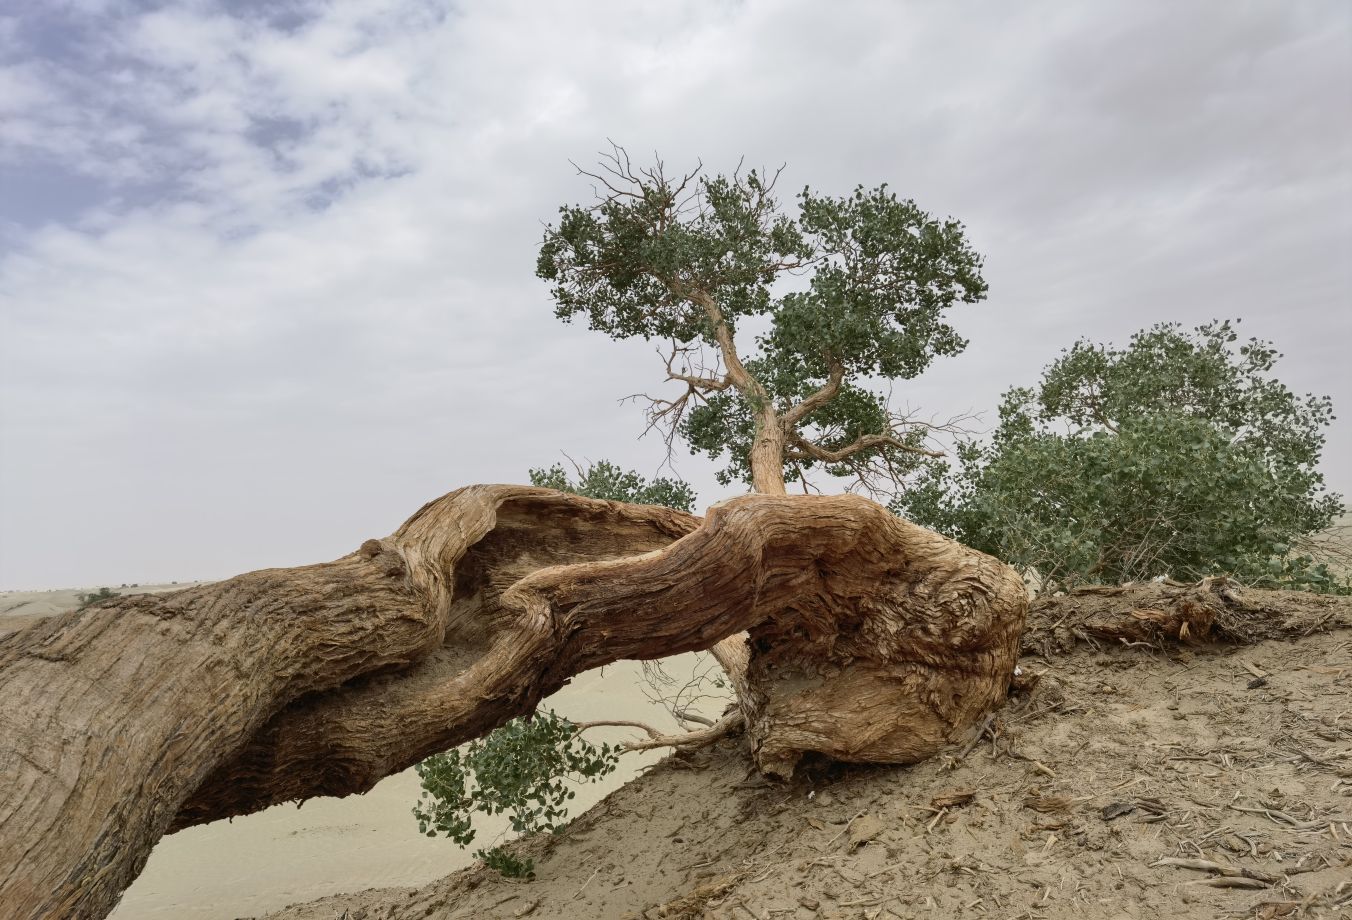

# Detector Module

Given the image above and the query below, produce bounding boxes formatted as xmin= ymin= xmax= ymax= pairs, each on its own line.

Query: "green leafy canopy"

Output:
xmin=537 ymin=147 xmax=987 ymax=490
xmin=897 ymin=320 xmax=1345 ymax=591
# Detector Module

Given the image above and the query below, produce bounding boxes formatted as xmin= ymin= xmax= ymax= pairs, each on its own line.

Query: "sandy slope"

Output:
xmin=264 ymin=624 xmax=1352 ymax=919
xmin=13 ymin=578 xmax=1350 ymax=919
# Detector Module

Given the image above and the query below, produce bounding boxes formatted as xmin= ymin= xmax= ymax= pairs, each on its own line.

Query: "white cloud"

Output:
xmin=1 ymin=0 xmax=1349 ymax=587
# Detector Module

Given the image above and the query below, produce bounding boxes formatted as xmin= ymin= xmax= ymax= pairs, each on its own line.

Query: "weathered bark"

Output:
xmin=0 ymin=487 xmax=1024 ymax=920
xmin=0 ymin=487 xmax=692 ymax=920
xmin=749 ymin=425 xmax=788 ymax=494
xmin=1022 ymin=577 xmax=1352 ymax=656
xmin=172 ymin=488 xmax=699 ymax=828
xmin=731 ymin=504 xmax=1027 ymax=776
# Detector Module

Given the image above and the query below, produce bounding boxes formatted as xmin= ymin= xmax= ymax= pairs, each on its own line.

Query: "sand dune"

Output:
xmin=0 ymin=582 xmax=205 ymax=635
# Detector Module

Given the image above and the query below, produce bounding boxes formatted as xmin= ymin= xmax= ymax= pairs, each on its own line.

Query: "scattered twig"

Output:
xmin=958 ymin=714 xmax=997 ymax=759
xmin=1149 ymin=856 xmax=1277 ymax=885
xmin=572 ymin=867 xmax=600 ymax=900
xmin=1226 ymin=801 xmax=1331 ymax=831
xmin=1197 ymin=876 xmax=1269 ymax=889
xmin=821 ymin=810 xmax=870 ymax=850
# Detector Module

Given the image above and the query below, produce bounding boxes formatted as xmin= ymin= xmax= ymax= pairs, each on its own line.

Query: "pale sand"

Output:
xmin=4 ymin=585 xmax=726 ymax=920
xmin=0 ymin=582 xmax=207 ymax=636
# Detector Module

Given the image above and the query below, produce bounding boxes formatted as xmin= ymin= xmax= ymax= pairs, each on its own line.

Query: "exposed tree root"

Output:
xmin=1022 ymin=576 xmax=1352 ymax=656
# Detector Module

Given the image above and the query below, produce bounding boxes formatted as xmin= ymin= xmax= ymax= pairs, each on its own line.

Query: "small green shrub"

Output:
xmin=413 ymin=709 xmax=618 ymax=875
xmin=76 ymin=587 xmax=117 ymax=609
xmin=477 ymin=847 xmax=535 ymax=879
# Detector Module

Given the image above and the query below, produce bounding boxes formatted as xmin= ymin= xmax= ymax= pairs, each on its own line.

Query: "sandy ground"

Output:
xmin=263 ymin=622 xmax=1352 ymax=920
xmin=3 ymin=585 xmax=728 ymax=920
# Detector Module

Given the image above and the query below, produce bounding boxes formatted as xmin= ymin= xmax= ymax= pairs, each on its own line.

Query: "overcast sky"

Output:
xmin=1 ymin=0 xmax=1349 ymax=589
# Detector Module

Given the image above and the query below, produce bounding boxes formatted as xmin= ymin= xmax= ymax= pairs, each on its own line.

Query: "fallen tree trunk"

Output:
xmin=0 ymin=487 xmax=1026 ymax=920
xmin=1022 ymin=576 xmax=1352 ymax=656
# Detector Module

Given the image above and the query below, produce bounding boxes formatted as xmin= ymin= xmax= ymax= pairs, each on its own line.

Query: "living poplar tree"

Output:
xmin=898 ymin=320 xmax=1346 ymax=591
xmin=536 ymin=145 xmax=989 ymax=498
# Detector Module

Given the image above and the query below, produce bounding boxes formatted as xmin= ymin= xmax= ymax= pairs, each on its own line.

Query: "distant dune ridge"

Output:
xmin=0 ymin=583 xmax=205 ymax=636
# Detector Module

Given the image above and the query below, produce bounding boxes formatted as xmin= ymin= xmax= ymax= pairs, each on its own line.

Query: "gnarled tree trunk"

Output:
xmin=0 ymin=487 xmax=1025 ymax=920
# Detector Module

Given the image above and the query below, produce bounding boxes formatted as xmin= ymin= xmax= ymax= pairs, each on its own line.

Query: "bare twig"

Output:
xmin=574 ymin=711 xmax=744 ymax=752
xmin=1149 ymin=856 xmax=1277 ymax=884
xmin=673 ymin=709 xmax=715 ymax=728
xmin=570 ymin=719 xmax=667 ymax=740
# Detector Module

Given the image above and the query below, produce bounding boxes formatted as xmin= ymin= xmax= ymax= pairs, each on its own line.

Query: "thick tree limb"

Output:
xmin=173 ymin=489 xmax=699 ymax=829
xmin=787 ymin=430 xmax=944 ymax=463
xmin=0 ymin=487 xmax=1025 ymax=920
xmin=502 ymin=493 xmax=1026 ymax=776
xmin=1 ymin=487 xmax=694 ymax=919
xmin=781 ymin=359 xmax=846 ymax=428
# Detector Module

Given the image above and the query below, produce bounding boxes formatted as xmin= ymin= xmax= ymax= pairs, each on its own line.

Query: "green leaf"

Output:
xmin=528 ymin=459 xmax=696 ymax=511
xmin=895 ymin=319 xmax=1344 ymax=592
xmin=412 ymin=709 xmax=620 ymax=861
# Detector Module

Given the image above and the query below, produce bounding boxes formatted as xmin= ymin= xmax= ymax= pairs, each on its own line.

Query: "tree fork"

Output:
xmin=0 ymin=486 xmax=1025 ymax=920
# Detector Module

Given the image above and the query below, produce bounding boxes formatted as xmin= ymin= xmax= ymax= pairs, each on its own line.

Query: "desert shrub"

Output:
xmin=477 ymin=847 xmax=536 ymax=879
xmin=897 ymin=320 xmax=1345 ymax=592
xmin=76 ymin=587 xmax=117 ymax=609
